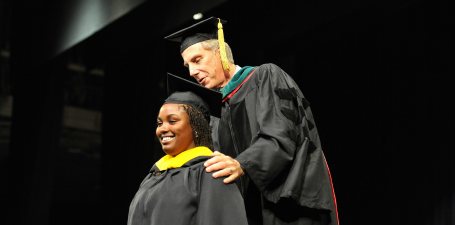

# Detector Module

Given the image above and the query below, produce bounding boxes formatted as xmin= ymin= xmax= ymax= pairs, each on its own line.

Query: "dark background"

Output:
xmin=1 ymin=0 xmax=454 ymax=224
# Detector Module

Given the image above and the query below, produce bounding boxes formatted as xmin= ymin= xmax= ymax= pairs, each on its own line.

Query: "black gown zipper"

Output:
xmin=228 ymin=105 xmax=240 ymax=156
xmin=227 ymin=104 xmax=245 ymax=196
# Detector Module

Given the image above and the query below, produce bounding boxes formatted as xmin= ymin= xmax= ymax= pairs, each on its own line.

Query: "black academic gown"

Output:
xmin=211 ymin=64 xmax=338 ymax=225
xmin=127 ymin=156 xmax=248 ymax=225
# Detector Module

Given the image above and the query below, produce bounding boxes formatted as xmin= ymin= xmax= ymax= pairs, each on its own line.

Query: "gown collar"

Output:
xmin=220 ymin=66 xmax=257 ymax=98
xmin=153 ymin=146 xmax=212 ymax=171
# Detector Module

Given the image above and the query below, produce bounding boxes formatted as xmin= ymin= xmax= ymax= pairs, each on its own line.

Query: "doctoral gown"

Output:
xmin=127 ymin=156 xmax=248 ymax=225
xmin=211 ymin=64 xmax=338 ymax=225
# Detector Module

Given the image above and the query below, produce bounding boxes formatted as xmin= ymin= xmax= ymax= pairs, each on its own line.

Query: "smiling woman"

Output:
xmin=127 ymin=91 xmax=247 ymax=225
xmin=156 ymin=103 xmax=196 ymax=156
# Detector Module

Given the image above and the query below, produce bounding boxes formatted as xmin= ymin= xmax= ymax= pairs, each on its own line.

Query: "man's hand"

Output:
xmin=204 ymin=151 xmax=244 ymax=184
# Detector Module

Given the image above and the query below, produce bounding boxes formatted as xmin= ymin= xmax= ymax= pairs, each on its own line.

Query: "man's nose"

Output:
xmin=189 ymin=66 xmax=198 ymax=78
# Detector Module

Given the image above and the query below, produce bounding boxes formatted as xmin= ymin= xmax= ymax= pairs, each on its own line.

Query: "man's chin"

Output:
xmin=202 ymin=83 xmax=213 ymax=89
xmin=201 ymin=81 xmax=221 ymax=90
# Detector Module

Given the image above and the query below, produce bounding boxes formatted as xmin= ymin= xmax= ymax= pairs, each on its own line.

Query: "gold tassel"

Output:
xmin=217 ymin=18 xmax=230 ymax=72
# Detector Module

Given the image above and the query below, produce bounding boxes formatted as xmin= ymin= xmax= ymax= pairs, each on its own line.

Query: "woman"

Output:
xmin=127 ymin=91 xmax=247 ymax=225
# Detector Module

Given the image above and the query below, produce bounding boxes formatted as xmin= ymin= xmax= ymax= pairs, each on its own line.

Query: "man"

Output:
xmin=165 ymin=17 xmax=338 ymax=225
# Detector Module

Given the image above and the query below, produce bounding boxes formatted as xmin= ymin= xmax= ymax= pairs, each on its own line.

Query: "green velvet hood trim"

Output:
xmin=220 ymin=66 xmax=257 ymax=98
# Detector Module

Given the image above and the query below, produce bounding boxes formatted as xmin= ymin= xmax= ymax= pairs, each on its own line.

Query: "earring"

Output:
xmin=195 ymin=131 xmax=198 ymax=138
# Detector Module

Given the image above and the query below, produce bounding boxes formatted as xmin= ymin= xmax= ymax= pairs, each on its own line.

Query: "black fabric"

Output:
xmin=179 ymin=33 xmax=216 ymax=54
xmin=274 ymin=88 xmax=298 ymax=100
xmin=263 ymin=198 xmax=331 ymax=225
xmin=218 ymin=108 xmax=236 ymax=158
xmin=164 ymin=17 xmax=226 ymax=54
xmin=308 ymin=141 xmax=318 ymax=154
xmin=218 ymin=100 xmax=263 ymax=224
xmin=211 ymin=64 xmax=338 ymax=225
xmin=127 ymin=156 xmax=248 ymax=225
xmin=227 ymin=100 xmax=253 ymax=156
xmin=275 ymin=88 xmax=304 ymax=125
xmin=301 ymin=98 xmax=310 ymax=110
xmin=164 ymin=91 xmax=211 ymax=122
xmin=167 ymin=73 xmax=222 ymax=119
xmin=307 ymin=119 xmax=315 ymax=130
xmin=281 ymin=107 xmax=300 ymax=124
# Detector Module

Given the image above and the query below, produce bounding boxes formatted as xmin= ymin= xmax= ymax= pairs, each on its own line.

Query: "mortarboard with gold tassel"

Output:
xmin=165 ymin=17 xmax=230 ymax=72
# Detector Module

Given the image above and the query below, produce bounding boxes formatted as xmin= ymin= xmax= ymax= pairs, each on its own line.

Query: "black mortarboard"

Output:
xmin=165 ymin=17 xmax=231 ymax=71
xmin=165 ymin=17 xmax=226 ymax=54
xmin=165 ymin=73 xmax=222 ymax=121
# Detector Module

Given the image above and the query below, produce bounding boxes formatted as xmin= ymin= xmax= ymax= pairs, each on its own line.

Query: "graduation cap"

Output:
xmin=165 ymin=73 xmax=222 ymax=121
xmin=165 ymin=17 xmax=231 ymax=72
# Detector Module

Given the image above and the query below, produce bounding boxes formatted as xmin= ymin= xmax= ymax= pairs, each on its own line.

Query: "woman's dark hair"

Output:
xmin=182 ymin=104 xmax=214 ymax=150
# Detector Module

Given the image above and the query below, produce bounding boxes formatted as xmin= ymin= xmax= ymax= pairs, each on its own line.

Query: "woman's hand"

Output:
xmin=204 ymin=151 xmax=244 ymax=184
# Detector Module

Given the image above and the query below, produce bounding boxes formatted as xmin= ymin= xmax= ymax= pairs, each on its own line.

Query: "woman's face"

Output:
xmin=156 ymin=103 xmax=195 ymax=156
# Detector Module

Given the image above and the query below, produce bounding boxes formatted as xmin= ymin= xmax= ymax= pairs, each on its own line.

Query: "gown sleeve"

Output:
xmin=197 ymin=170 xmax=248 ymax=225
xmin=235 ymin=64 xmax=335 ymax=211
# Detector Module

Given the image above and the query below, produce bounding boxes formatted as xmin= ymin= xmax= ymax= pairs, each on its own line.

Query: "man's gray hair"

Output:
xmin=200 ymin=39 xmax=234 ymax=64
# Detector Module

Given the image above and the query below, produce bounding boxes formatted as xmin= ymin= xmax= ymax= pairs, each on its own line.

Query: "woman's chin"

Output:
xmin=162 ymin=147 xmax=183 ymax=156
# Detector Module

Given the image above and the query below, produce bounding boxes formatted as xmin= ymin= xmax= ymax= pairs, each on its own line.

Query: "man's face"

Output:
xmin=181 ymin=43 xmax=228 ymax=90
